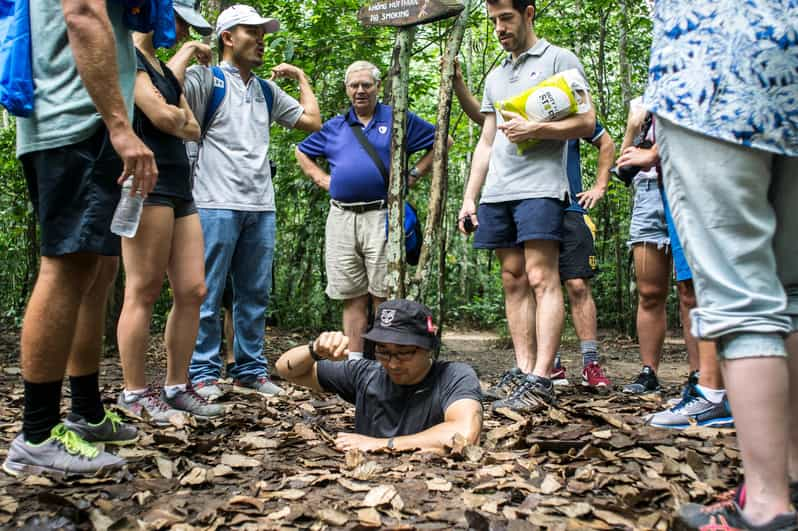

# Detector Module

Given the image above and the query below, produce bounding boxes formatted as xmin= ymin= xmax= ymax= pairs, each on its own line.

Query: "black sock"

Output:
xmin=69 ymin=372 xmax=105 ymax=424
xmin=23 ymin=379 xmax=63 ymax=444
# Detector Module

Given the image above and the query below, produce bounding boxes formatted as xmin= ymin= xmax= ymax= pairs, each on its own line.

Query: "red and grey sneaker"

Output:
xmin=550 ymin=366 xmax=570 ymax=386
xmin=581 ymin=361 xmax=611 ymax=392
xmin=673 ymin=500 xmax=797 ymax=531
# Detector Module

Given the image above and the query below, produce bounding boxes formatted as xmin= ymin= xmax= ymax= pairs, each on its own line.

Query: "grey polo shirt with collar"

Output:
xmin=480 ymin=38 xmax=588 ymax=204
xmin=184 ymin=62 xmax=305 ymax=212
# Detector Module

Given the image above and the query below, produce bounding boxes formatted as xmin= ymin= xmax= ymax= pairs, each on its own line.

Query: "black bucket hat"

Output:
xmin=362 ymin=299 xmax=438 ymax=351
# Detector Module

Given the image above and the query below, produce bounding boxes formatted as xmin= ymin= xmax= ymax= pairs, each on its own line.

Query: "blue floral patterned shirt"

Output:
xmin=644 ymin=1 xmax=798 ymax=156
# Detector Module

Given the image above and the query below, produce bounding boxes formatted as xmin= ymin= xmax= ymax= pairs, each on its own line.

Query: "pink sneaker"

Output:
xmin=581 ymin=361 xmax=611 ymax=391
xmin=550 ymin=366 xmax=570 ymax=386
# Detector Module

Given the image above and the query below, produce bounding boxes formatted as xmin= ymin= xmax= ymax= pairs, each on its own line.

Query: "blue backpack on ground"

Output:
xmin=0 ymin=0 xmax=33 ymax=117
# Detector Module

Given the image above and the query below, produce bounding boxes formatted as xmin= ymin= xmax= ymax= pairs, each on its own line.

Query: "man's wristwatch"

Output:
xmin=386 ymin=437 xmax=395 ymax=450
xmin=308 ymin=340 xmax=323 ymax=361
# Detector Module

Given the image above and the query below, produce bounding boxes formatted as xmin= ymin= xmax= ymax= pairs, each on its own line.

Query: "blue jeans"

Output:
xmin=189 ymin=209 xmax=276 ymax=384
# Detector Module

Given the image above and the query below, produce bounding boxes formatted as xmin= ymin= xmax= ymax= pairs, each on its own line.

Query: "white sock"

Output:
xmin=123 ymin=388 xmax=148 ymax=401
xmin=696 ymin=384 xmax=725 ymax=404
xmin=163 ymin=384 xmax=187 ymax=398
xmin=348 ymin=352 xmax=364 ymax=360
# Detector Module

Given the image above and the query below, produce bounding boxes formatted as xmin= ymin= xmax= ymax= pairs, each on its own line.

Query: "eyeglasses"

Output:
xmin=346 ymin=82 xmax=375 ymax=90
xmin=374 ymin=349 xmax=418 ymax=362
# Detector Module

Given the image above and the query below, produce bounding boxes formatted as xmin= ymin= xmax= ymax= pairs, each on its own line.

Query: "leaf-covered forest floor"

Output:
xmin=0 ymin=325 xmax=739 ymax=530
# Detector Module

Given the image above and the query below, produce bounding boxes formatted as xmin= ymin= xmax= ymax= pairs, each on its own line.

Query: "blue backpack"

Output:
xmin=0 ymin=0 xmax=33 ymax=117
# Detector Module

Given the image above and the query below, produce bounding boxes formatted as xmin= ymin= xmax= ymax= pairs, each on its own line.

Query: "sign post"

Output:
xmin=358 ymin=0 xmax=464 ymax=299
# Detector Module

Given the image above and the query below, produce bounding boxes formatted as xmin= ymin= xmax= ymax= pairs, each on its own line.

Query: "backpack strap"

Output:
xmin=257 ymin=77 xmax=274 ymax=118
xmin=202 ymin=65 xmax=227 ymax=135
xmin=350 ymin=123 xmax=389 ymax=185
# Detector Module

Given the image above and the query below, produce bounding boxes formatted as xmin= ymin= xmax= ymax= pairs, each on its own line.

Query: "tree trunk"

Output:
xmin=385 ymin=27 xmax=415 ymax=299
xmin=409 ymin=0 xmax=470 ymax=298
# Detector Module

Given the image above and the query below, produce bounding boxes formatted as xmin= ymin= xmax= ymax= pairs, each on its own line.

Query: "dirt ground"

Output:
xmin=0 ymin=325 xmax=739 ymax=530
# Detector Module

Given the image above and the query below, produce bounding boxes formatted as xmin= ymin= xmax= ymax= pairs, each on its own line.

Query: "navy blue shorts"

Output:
xmin=473 ymin=198 xmax=565 ymax=249
xmin=21 ymin=126 xmax=122 ymax=257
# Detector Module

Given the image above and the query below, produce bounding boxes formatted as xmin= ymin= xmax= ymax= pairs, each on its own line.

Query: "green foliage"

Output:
xmin=0 ymin=1 xmax=677 ymax=337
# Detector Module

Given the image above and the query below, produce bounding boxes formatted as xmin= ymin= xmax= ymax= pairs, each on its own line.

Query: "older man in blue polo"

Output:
xmin=276 ymin=299 xmax=483 ymax=453
xmin=295 ymin=61 xmax=437 ymax=360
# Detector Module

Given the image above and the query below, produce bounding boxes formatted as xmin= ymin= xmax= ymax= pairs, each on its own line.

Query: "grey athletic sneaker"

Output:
xmin=648 ymin=388 xmax=733 ymax=429
xmin=64 ymin=409 xmax=138 ymax=445
xmin=117 ymin=387 xmax=184 ymax=426
xmin=194 ymin=379 xmax=224 ymax=402
xmin=233 ymin=376 xmax=284 ymax=397
xmin=493 ymin=374 xmax=555 ymax=413
xmin=2 ymin=424 xmax=125 ymax=478
xmin=162 ymin=386 xmax=224 ymax=418
xmin=483 ymin=368 xmax=525 ymax=402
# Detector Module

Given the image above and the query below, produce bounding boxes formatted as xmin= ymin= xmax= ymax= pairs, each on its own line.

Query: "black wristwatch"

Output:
xmin=308 ymin=340 xmax=323 ymax=361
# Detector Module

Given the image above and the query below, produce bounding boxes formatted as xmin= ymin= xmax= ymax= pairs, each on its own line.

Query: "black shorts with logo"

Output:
xmin=559 ymin=210 xmax=597 ymax=281
xmin=21 ymin=126 xmax=123 ymax=257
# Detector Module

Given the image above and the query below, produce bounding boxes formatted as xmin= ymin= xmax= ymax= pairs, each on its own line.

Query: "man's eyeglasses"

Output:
xmin=374 ymin=349 xmax=417 ymax=362
xmin=347 ymin=82 xmax=375 ymax=90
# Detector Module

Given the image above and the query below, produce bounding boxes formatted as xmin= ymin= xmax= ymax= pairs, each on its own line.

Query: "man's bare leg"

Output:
xmin=787 ymin=333 xmax=798 ymax=484
xmin=677 ymin=280 xmax=700 ymax=374
xmin=497 ymin=248 xmax=535 ymax=373
xmin=524 ymin=240 xmax=564 ymax=378
xmin=343 ymin=294 xmax=370 ymax=357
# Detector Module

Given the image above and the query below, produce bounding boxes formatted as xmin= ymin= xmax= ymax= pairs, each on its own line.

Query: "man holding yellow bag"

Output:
xmin=457 ymin=0 xmax=595 ymax=412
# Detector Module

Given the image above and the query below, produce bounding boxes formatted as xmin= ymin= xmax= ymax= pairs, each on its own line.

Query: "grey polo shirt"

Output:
xmin=17 ymin=0 xmax=136 ymax=156
xmin=184 ymin=63 xmax=304 ymax=211
xmin=480 ymin=39 xmax=588 ymax=204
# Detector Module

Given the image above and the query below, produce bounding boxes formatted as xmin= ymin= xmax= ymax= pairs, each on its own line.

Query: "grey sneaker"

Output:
xmin=116 ymin=387 xmax=184 ymax=426
xmin=194 ymin=379 xmax=224 ymax=402
xmin=233 ymin=376 xmax=284 ymax=397
xmin=162 ymin=386 xmax=224 ymax=418
xmin=64 ymin=409 xmax=138 ymax=445
xmin=493 ymin=374 xmax=555 ymax=413
xmin=648 ymin=388 xmax=733 ymax=429
xmin=3 ymin=424 xmax=125 ymax=478
xmin=483 ymin=368 xmax=525 ymax=402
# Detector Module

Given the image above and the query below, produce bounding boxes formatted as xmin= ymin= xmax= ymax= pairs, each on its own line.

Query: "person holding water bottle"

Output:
xmin=113 ymin=1 xmax=224 ymax=423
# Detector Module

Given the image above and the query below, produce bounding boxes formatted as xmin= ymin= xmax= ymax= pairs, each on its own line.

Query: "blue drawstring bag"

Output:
xmin=123 ymin=0 xmax=176 ymax=49
xmin=0 ymin=0 xmax=34 ymax=117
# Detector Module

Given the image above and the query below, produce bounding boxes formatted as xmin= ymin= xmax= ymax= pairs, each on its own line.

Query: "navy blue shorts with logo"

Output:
xmin=473 ymin=198 xmax=565 ymax=249
xmin=21 ymin=126 xmax=123 ymax=257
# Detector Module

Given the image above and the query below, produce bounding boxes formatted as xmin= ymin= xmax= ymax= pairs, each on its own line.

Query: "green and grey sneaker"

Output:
xmin=117 ymin=387 xmax=184 ymax=426
xmin=64 ymin=409 xmax=138 ymax=445
xmin=162 ymin=386 xmax=224 ymax=418
xmin=2 ymin=424 xmax=125 ymax=478
xmin=233 ymin=376 xmax=284 ymax=397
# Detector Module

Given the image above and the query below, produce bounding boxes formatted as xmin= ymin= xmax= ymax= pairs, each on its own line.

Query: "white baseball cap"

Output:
xmin=215 ymin=4 xmax=280 ymax=37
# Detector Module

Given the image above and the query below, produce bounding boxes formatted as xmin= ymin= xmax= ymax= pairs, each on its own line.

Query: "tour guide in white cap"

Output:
xmin=174 ymin=4 xmax=321 ymax=400
xmin=276 ymin=299 xmax=483 ymax=454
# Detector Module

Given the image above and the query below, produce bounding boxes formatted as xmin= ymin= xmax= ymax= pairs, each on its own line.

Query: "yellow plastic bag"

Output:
xmin=495 ymin=68 xmax=590 ymax=153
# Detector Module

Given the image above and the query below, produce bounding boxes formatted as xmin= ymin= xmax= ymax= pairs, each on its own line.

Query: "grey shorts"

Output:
xmin=658 ymin=117 xmax=798 ymax=360
xmin=627 ymin=178 xmax=670 ymax=249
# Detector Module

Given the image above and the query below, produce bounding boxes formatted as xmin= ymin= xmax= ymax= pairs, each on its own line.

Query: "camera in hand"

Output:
xmin=611 ymin=112 xmax=654 ymax=186
xmin=462 ymin=216 xmax=476 ymax=234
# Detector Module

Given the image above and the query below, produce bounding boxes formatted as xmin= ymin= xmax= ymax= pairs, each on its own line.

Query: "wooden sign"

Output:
xmin=358 ymin=0 xmax=464 ymax=27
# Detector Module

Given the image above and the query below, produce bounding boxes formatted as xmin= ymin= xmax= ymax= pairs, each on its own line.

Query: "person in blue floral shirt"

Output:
xmin=642 ymin=2 xmax=798 ymax=530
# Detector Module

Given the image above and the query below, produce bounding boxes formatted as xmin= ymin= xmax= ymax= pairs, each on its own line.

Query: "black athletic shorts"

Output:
xmin=144 ymin=193 xmax=198 ymax=218
xmin=559 ymin=211 xmax=597 ymax=281
xmin=21 ymin=126 xmax=123 ymax=257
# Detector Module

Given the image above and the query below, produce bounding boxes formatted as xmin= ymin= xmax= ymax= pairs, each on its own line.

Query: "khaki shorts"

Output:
xmin=325 ymin=202 xmax=389 ymax=300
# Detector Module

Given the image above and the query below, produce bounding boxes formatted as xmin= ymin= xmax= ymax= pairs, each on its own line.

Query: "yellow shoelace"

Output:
xmin=51 ymin=424 xmax=99 ymax=459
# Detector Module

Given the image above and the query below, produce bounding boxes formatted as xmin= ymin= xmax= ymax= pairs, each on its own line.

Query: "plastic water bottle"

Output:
xmin=110 ymin=176 xmax=143 ymax=238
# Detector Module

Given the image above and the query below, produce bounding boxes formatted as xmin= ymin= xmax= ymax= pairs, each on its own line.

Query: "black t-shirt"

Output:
xmin=133 ymin=48 xmax=192 ymax=200
xmin=317 ymin=360 xmax=482 ymax=438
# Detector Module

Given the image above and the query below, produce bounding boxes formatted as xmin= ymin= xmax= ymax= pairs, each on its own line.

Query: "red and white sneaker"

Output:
xmin=581 ymin=362 xmax=611 ymax=391
xmin=550 ymin=366 xmax=570 ymax=386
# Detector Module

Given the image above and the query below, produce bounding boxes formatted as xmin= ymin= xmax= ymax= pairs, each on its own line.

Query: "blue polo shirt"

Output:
xmin=297 ymin=103 xmax=436 ymax=203
xmin=564 ymin=121 xmax=606 ymax=214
